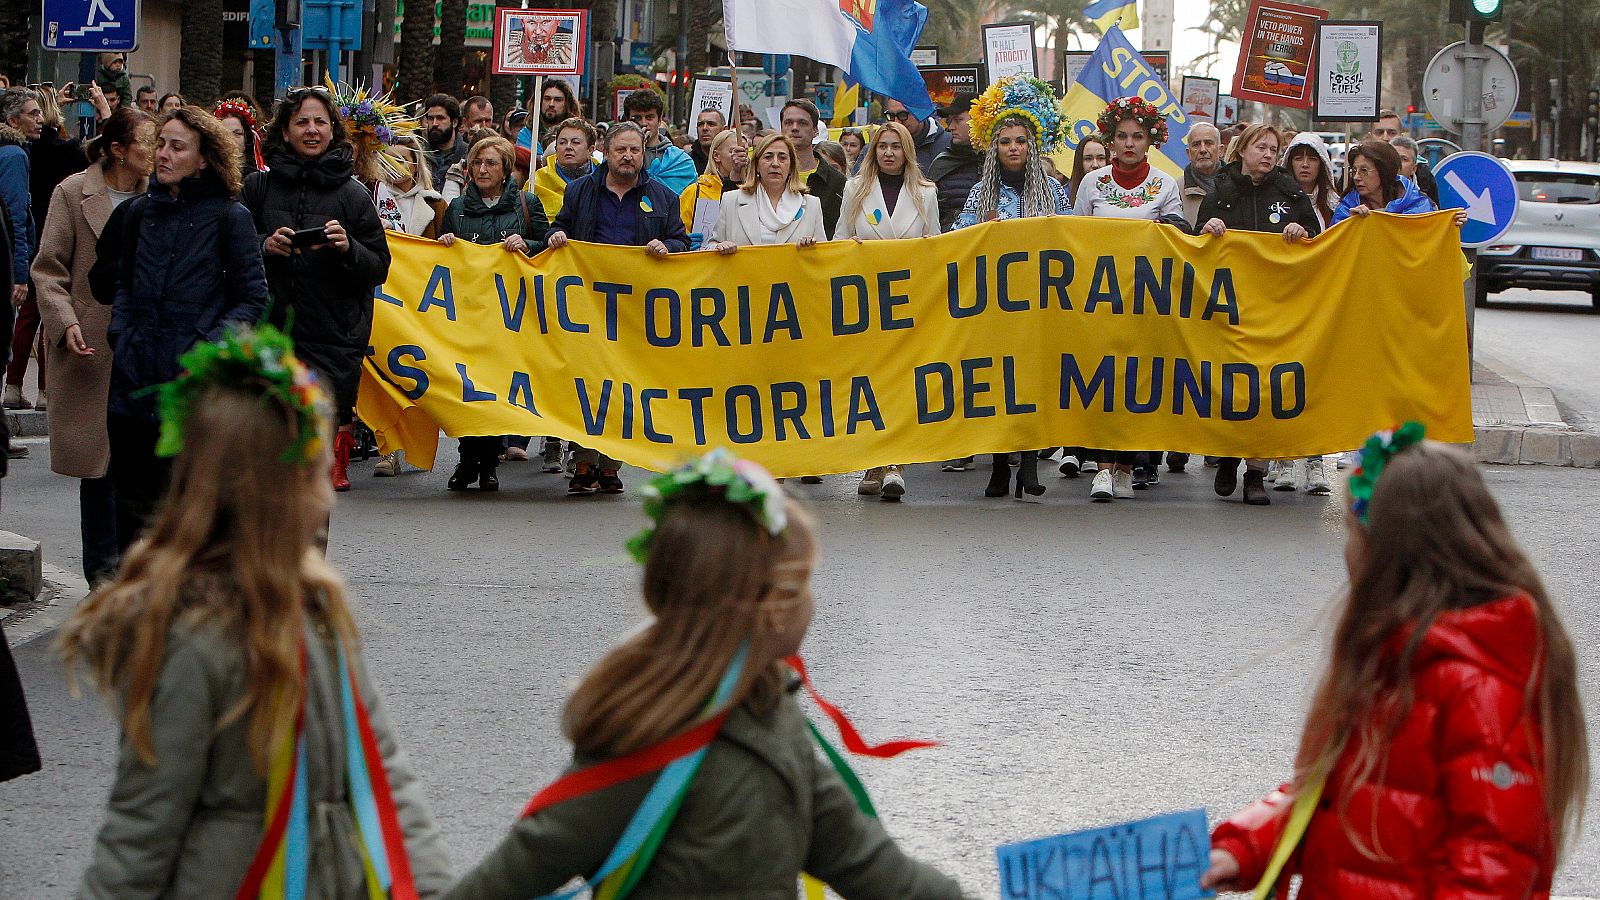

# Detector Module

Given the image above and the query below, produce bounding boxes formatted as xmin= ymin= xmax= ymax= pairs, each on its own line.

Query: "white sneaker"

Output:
xmin=374 ymin=450 xmax=403 ymax=476
xmin=1265 ymin=460 xmax=1280 ymax=482
xmin=1113 ymin=469 xmax=1136 ymax=499
xmin=1275 ymin=460 xmax=1304 ymax=491
xmin=32 ymin=390 xmax=46 ymax=411
xmin=1058 ymin=454 xmax=1080 ymax=477
xmin=880 ymin=466 xmax=905 ymax=500
xmin=1305 ymin=458 xmax=1332 ymax=495
xmin=1089 ymin=468 xmax=1114 ymax=501
xmin=1082 ymin=460 xmax=1099 ymax=474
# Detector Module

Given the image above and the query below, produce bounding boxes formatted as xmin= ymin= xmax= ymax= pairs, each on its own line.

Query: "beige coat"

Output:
xmin=710 ymin=189 xmax=826 ymax=246
xmin=33 ymin=165 xmax=141 ymax=478
xmin=835 ymin=175 xmax=941 ymax=241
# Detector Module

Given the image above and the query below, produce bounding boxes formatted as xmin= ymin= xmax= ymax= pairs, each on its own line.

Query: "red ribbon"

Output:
xmin=785 ymin=656 xmax=938 ymax=758
xmin=348 ymin=663 xmax=420 ymax=900
xmin=520 ymin=712 xmax=731 ymax=819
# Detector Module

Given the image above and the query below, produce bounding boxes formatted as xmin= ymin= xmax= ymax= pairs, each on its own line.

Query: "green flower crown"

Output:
xmin=626 ymin=449 xmax=788 ymax=564
xmin=154 ymin=323 xmax=332 ymax=465
xmin=1347 ymin=421 xmax=1426 ymax=524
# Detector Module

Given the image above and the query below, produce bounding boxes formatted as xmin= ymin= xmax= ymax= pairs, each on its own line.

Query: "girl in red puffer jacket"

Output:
xmin=1203 ymin=427 xmax=1590 ymax=899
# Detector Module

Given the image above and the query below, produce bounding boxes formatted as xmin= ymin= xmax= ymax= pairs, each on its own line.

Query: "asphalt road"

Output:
xmin=1475 ymin=288 xmax=1600 ymax=430
xmin=3 ymin=291 xmax=1599 ymax=897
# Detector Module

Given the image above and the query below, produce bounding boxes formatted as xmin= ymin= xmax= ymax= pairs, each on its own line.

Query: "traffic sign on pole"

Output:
xmin=1422 ymin=40 xmax=1518 ymax=137
xmin=1434 ymin=151 xmax=1519 ymax=248
xmin=42 ymin=0 xmax=141 ymax=52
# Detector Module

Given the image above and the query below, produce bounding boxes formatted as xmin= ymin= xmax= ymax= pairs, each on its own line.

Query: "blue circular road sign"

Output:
xmin=1433 ymin=151 xmax=1520 ymax=248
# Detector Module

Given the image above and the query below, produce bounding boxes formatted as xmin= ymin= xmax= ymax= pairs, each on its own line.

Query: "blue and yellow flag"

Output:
xmin=1051 ymin=26 xmax=1191 ymax=180
xmin=832 ymin=79 xmax=861 ymax=127
xmin=1085 ymin=0 xmax=1139 ymax=33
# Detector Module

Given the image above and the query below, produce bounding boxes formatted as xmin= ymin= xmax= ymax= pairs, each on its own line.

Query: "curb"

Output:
xmin=4 ymin=408 xmax=48 ymax=438
xmin=1474 ymin=424 xmax=1600 ymax=467
xmin=3 ymin=564 xmax=91 ymax=649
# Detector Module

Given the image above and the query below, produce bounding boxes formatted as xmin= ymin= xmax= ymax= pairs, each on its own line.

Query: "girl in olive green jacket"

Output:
xmin=449 ymin=450 xmax=969 ymax=900
xmin=59 ymin=325 xmax=451 ymax=898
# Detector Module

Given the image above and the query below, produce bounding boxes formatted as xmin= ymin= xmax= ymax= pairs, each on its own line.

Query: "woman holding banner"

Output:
xmin=436 ymin=136 xmax=549 ymax=493
xmin=1196 ymin=123 xmax=1324 ymax=506
xmin=706 ymin=133 xmax=825 ymax=251
xmin=950 ymin=77 xmax=1072 ymax=500
xmin=836 ymin=121 xmax=940 ymax=502
xmin=1073 ymin=96 xmax=1185 ymax=503
xmin=1331 ymin=140 xmax=1445 ymax=225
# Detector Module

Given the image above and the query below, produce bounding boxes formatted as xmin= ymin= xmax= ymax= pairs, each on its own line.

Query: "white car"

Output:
xmin=1477 ymin=159 xmax=1600 ymax=308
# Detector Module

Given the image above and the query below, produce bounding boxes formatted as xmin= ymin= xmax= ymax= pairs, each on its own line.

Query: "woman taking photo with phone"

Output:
xmin=242 ymin=86 xmax=390 ymax=495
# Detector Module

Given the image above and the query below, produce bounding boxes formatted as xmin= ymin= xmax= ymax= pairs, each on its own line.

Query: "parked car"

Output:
xmin=1476 ymin=159 xmax=1600 ymax=308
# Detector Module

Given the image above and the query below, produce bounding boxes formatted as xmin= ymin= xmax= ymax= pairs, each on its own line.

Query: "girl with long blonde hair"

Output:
xmin=450 ymin=450 xmax=965 ymax=899
xmin=1204 ymin=427 xmax=1589 ymax=897
xmin=58 ymin=325 xmax=450 ymax=897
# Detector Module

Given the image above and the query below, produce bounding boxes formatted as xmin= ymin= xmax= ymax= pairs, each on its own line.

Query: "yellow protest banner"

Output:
xmin=357 ymin=214 xmax=1472 ymax=476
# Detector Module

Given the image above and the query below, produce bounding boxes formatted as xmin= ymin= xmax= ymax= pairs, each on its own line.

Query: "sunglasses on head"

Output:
xmin=885 ymin=110 xmax=913 ymax=121
xmin=284 ymin=85 xmax=332 ymax=103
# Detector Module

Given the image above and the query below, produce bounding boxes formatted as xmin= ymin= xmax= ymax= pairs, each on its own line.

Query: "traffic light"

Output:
xmin=1407 ymin=104 xmax=1417 ymax=114
xmin=1588 ymin=87 xmax=1600 ymax=130
xmin=1449 ymin=0 xmax=1503 ymax=23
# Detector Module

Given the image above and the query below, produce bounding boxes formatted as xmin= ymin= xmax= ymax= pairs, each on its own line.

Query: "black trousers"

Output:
xmin=457 ymin=436 xmax=502 ymax=471
xmin=107 ymin=413 xmax=171 ymax=556
xmin=79 ymin=475 xmax=119 ymax=584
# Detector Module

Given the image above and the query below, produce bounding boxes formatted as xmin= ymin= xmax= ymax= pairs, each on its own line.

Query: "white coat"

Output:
xmin=710 ymin=189 xmax=826 ymax=246
xmin=835 ymin=175 xmax=940 ymax=240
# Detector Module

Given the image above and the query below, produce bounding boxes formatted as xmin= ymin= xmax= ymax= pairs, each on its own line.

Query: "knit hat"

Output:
xmin=970 ymin=76 xmax=1067 ymax=154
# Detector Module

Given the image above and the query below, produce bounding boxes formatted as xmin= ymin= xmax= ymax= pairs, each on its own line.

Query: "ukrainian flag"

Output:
xmin=1049 ymin=26 xmax=1191 ymax=180
xmin=1085 ymin=0 xmax=1139 ymax=33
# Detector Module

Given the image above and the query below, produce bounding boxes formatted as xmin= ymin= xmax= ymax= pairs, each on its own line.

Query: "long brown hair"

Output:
xmin=563 ymin=495 xmax=816 ymax=758
xmin=842 ymin=120 xmax=933 ymax=225
xmin=162 ymin=104 xmax=245 ymax=196
xmin=1298 ymin=441 xmax=1588 ymax=860
xmin=58 ymin=387 xmax=357 ymax=773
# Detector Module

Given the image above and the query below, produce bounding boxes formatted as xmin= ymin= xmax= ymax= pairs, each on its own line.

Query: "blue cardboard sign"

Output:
xmin=42 ymin=0 xmax=141 ymax=52
xmin=1433 ymin=151 xmax=1520 ymax=248
xmin=997 ymin=809 xmax=1214 ymax=900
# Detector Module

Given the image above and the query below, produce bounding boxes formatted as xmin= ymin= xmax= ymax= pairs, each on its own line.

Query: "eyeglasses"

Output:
xmin=885 ymin=110 xmax=913 ymax=121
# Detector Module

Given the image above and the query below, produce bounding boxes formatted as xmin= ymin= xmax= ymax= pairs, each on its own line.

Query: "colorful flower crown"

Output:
xmin=154 ymin=323 xmax=332 ymax=465
xmin=323 ymin=75 xmax=421 ymax=183
xmin=970 ymin=75 xmax=1067 ymax=154
xmin=1096 ymin=95 xmax=1170 ymax=147
xmin=625 ymin=449 xmax=788 ymax=564
xmin=213 ymin=99 xmax=257 ymax=128
xmin=1347 ymin=421 xmax=1427 ymax=524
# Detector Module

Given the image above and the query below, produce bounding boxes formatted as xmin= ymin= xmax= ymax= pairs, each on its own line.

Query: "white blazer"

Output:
xmin=835 ymin=176 xmax=940 ymax=240
xmin=710 ymin=189 xmax=827 ymax=246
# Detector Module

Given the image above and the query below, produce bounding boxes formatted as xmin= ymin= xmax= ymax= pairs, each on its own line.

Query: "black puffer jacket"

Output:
xmin=927 ymin=142 xmax=981 ymax=232
xmin=241 ymin=144 xmax=389 ymax=407
xmin=91 ymin=173 xmax=271 ymax=419
xmin=1195 ymin=162 xmax=1323 ymax=237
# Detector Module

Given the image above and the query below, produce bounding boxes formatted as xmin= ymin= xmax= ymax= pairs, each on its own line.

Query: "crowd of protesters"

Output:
xmin=0 ymin=68 xmax=1473 ymax=584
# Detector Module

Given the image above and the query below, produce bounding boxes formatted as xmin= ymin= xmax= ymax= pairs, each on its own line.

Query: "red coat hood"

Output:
xmin=1392 ymin=593 xmax=1539 ymax=691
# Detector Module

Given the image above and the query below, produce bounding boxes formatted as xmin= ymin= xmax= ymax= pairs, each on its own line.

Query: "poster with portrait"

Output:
xmin=1217 ymin=95 xmax=1240 ymax=127
xmin=1232 ymin=0 xmax=1328 ymax=109
xmin=918 ymin=64 xmax=984 ymax=111
xmin=982 ymin=21 xmax=1038 ymax=84
xmin=493 ymin=8 xmax=588 ymax=76
xmin=1180 ymin=76 xmax=1221 ymax=124
xmin=1313 ymin=21 xmax=1382 ymax=121
xmin=1060 ymin=51 xmax=1092 ymax=91
xmin=689 ymin=76 xmax=735 ymax=129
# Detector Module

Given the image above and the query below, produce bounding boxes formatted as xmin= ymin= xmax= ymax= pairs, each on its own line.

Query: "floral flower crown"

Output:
xmin=323 ymin=75 xmax=421 ymax=183
xmin=154 ymin=323 xmax=332 ymax=465
xmin=970 ymin=75 xmax=1067 ymax=154
xmin=1346 ymin=421 xmax=1427 ymax=524
xmin=625 ymin=449 xmax=788 ymax=564
xmin=213 ymin=99 xmax=257 ymax=128
xmin=1096 ymin=96 xmax=1169 ymax=148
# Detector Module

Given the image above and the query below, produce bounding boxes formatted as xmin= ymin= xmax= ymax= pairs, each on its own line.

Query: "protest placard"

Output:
xmin=997 ymin=809 xmax=1215 ymax=900
xmin=689 ymin=76 xmax=735 ymax=128
xmin=983 ymin=21 xmax=1038 ymax=83
xmin=1060 ymin=51 xmax=1092 ymax=91
xmin=1232 ymin=0 xmax=1328 ymax=108
xmin=1181 ymin=76 xmax=1221 ymax=124
xmin=1217 ymin=94 xmax=1240 ymax=126
xmin=1141 ymin=50 xmax=1171 ymax=87
xmin=919 ymin=64 xmax=984 ymax=110
xmin=492 ymin=8 xmax=587 ymax=76
xmin=911 ymin=45 xmax=940 ymax=66
xmin=1314 ymin=21 xmax=1382 ymax=121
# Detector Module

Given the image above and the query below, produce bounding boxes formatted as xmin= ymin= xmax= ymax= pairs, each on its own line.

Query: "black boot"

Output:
xmin=1014 ymin=451 xmax=1045 ymax=497
xmin=1213 ymin=457 xmax=1240 ymax=497
xmin=447 ymin=459 xmax=478 ymax=491
xmin=984 ymin=454 xmax=1012 ymax=497
xmin=478 ymin=464 xmax=500 ymax=491
xmin=1243 ymin=470 xmax=1271 ymax=505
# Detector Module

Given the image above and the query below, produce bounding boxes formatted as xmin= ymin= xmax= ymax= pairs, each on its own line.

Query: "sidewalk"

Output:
xmin=1472 ymin=352 xmax=1600 ymax=467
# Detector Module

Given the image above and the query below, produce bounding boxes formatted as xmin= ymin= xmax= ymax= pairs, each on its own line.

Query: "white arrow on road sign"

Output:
xmin=1444 ymin=170 xmax=1497 ymax=224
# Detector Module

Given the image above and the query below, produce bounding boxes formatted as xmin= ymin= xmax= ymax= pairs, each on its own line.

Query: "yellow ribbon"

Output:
xmin=1251 ymin=778 xmax=1325 ymax=900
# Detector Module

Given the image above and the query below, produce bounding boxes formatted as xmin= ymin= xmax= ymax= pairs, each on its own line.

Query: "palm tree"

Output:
xmin=921 ymin=0 xmax=983 ymax=62
xmin=398 ymin=0 xmax=438 ymax=104
xmin=180 ymin=0 xmax=225 ymax=104
xmin=686 ymin=0 xmax=719 ymax=75
xmin=436 ymin=0 xmax=468 ymax=96
xmin=1001 ymin=0 xmax=1094 ymax=74
xmin=0 ymin=1 xmax=29 ymax=87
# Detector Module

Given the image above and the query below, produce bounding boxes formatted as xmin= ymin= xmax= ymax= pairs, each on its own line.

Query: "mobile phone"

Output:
xmin=288 ymin=226 xmax=329 ymax=249
xmin=70 ymin=83 xmax=95 ymax=101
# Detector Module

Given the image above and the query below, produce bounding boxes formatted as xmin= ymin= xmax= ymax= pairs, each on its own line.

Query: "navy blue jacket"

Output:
xmin=550 ymin=163 xmax=690 ymax=251
xmin=92 ymin=173 xmax=270 ymax=419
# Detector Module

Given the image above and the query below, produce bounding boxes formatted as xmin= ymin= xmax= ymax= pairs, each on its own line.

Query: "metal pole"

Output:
xmin=1459 ymin=20 xmax=1489 ymax=355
